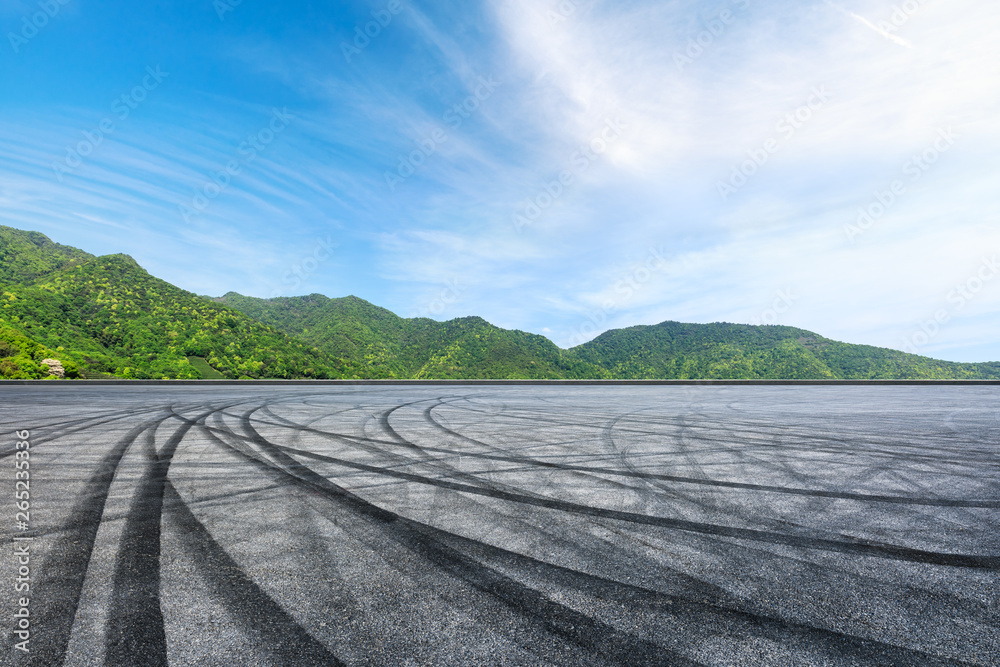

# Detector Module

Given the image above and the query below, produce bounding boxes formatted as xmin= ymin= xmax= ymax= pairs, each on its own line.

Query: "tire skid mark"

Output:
xmin=272 ymin=443 xmax=1000 ymax=570
xmin=376 ymin=398 xmax=433 ymax=444
xmin=450 ymin=401 xmax=1000 ymax=469
xmin=6 ymin=404 xmax=161 ymax=437
xmin=230 ymin=410 xmax=700 ymax=665
xmin=425 ymin=400 xmax=642 ymax=499
xmin=258 ymin=400 xmax=678 ymax=583
xmin=0 ymin=406 xmax=166 ymax=461
xmin=628 ymin=425 xmax=986 ymax=469
xmin=235 ymin=396 xmax=1000 ymax=575
xmin=720 ymin=416 xmax=954 ymax=498
xmin=258 ymin=400 xmax=669 ymax=581
xmin=194 ymin=404 xmax=597 ymax=661
xmin=599 ymin=411 xmax=745 ymax=535
xmin=243 ymin=400 xmax=989 ymax=663
xmin=104 ymin=405 xmax=214 ymax=666
xmin=162 ymin=482 xmax=344 ymax=665
xmin=253 ymin=406 xmax=998 ymax=509
xmin=259 ymin=400 xmax=567 ymax=503
xmin=252 ymin=391 xmax=998 ymax=661
xmin=306 ymin=396 xmax=1000 ymax=507
xmin=437 ymin=529 xmax=976 ymax=667
xmin=23 ymin=412 xmax=170 ymax=666
xmin=177 ymin=402 xmax=364 ymax=663
xmin=422 ymin=398 xmax=683 ymax=568
xmin=375 ymin=399 xmax=530 ymax=493
xmin=646 ymin=410 xmax=881 ymax=545
xmin=705 ymin=410 xmax=820 ymax=492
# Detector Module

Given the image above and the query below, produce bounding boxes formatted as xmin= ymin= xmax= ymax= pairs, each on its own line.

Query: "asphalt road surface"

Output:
xmin=1 ymin=384 xmax=998 ymax=666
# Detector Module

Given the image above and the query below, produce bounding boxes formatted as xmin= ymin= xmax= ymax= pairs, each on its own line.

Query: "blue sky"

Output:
xmin=1 ymin=0 xmax=998 ymax=361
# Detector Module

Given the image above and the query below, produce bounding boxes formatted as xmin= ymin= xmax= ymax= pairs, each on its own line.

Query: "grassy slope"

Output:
xmin=186 ymin=356 xmax=225 ymax=379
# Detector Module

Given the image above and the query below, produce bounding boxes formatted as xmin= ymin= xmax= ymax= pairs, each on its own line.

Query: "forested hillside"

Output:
xmin=0 ymin=226 xmax=346 ymax=378
xmin=570 ymin=321 xmax=1000 ymax=379
xmin=215 ymin=293 xmax=607 ymax=379
xmin=0 ymin=227 xmax=91 ymax=285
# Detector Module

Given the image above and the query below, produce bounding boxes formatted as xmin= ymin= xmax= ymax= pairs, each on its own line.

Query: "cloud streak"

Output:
xmin=847 ymin=11 xmax=912 ymax=48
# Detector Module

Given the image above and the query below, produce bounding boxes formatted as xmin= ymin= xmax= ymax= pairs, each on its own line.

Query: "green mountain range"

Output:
xmin=212 ymin=292 xmax=604 ymax=379
xmin=571 ymin=321 xmax=1000 ymax=380
xmin=1 ymin=224 xmax=997 ymax=380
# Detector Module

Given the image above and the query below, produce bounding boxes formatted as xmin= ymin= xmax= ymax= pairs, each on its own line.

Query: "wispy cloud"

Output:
xmin=847 ymin=11 xmax=912 ymax=48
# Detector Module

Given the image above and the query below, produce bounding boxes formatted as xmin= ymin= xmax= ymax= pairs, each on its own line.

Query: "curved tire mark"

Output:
xmin=24 ymin=415 xmax=166 ymax=666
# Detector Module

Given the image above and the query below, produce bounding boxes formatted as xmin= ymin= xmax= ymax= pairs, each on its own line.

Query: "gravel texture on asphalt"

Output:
xmin=1 ymin=384 xmax=997 ymax=665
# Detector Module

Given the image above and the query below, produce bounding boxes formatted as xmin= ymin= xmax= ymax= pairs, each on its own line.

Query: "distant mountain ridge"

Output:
xmin=1 ymin=224 xmax=997 ymax=380
xmin=212 ymin=291 xmax=605 ymax=379
xmin=572 ymin=321 xmax=1000 ymax=380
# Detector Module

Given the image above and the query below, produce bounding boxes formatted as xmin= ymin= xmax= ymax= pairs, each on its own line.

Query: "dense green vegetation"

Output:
xmin=0 ymin=325 xmax=79 ymax=379
xmin=0 ymin=226 xmax=349 ymax=379
xmin=0 ymin=227 xmax=91 ymax=285
xmin=2 ymin=224 xmax=997 ymax=380
xmin=215 ymin=292 xmax=608 ymax=379
xmin=570 ymin=321 xmax=1000 ymax=379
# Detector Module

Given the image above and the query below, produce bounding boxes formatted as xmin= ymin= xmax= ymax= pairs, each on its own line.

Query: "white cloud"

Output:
xmin=847 ymin=11 xmax=912 ymax=48
xmin=466 ymin=0 xmax=1000 ymax=359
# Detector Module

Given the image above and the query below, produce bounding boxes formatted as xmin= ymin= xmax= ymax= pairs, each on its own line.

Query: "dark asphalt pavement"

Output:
xmin=1 ymin=385 xmax=997 ymax=665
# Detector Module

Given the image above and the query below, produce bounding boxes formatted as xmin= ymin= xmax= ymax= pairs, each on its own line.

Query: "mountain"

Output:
xmin=214 ymin=292 xmax=607 ymax=379
xmin=570 ymin=321 xmax=1000 ymax=379
xmin=0 ymin=227 xmax=91 ymax=285
xmin=0 ymin=225 xmax=347 ymax=379
xmin=1 ymin=224 xmax=997 ymax=380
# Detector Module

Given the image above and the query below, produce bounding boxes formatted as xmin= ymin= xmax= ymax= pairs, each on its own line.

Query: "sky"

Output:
xmin=0 ymin=0 xmax=998 ymax=361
